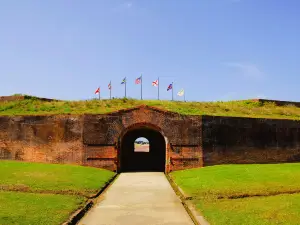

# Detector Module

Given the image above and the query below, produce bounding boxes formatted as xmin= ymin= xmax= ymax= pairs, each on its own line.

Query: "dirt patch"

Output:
xmin=213 ymin=190 xmax=300 ymax=200
xmin=0 ymin=185 xmax=95 ymax=197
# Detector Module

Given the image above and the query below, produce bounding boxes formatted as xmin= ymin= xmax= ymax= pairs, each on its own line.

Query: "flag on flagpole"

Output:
xmin=135 ymin=76 xmax=142 ymax=84
xmin=167 ymin=83 xmax=173 ymax=91
xmin=94 ymin=87 xmax=100 ymax=94
xmin=121 ymin=77 xmax=127 ymax=98
xmin=152 ymin=80 xmax=158 ymax=87
xmin=108 ymin=81 xmax=112 ymax=99
xmin=177 ymin=89 xmax=184 ymax=96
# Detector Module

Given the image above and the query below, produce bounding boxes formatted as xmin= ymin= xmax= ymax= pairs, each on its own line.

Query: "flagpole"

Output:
xmin=141 ymin=74 xmax=143 ymax=100
xmin=158 ymin=77 xmax=160 ymax=100
xmin=99 ymin=86 xmax=100 ymax=100
xmin=110 ymin=81 xmax=111 ymax=100
xmin=125 ymin=78 xmax=127 ymax=98
xmin=172 ymin=82 xmax=174 ymax=101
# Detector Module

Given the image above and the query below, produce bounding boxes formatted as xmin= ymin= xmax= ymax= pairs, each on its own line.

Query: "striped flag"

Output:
xmin=94 ymin=87 xmax=100 ymax=94
xmin=167 ymin=83 xmax=173 ymax=91
xmin=108 ymin=82 xmax=111 ymax=90
xmin=152 ymin=80 xmax=158 ymax=87
xmin=135 ymin=76 xmax=142 ymax=84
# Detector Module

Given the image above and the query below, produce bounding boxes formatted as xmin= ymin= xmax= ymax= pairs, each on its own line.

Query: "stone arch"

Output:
xmin=117 ymin=123 xmax=169 ymax=172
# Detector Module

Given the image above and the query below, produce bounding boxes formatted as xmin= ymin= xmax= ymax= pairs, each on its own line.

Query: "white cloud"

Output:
xmin=222 ymin=62 xmax=265 ymax=79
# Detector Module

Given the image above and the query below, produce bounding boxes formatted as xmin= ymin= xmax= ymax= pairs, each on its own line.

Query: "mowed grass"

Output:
xmin=0 ymin=160 xmax=115 ymax=195
xmin=195 ymin=193 xmax=300 ymax=225
xmin=170 ymin=163 xmax=300 ymax=225
xmin=1 ymin=98 xmax=300 ymax=120
xmin=0 ymin=160 xmax=115 ymax=225
xmin=0 ymin=191 xmax=85 ymax=225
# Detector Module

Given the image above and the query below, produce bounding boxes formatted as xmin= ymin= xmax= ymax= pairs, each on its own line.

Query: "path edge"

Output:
xmin=62 ymin=173 xmax=119 ymax=225
xmin=166 ymin=174 xmax=210 ymax=225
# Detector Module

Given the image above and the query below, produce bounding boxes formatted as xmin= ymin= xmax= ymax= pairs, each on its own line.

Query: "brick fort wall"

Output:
xmin=0 ymin=115 xmax=83 ymax=165
xmin=202 ymin=115 xmax=300 ymax=166
xmin=1 ymin=106 xmax=300 ymax=172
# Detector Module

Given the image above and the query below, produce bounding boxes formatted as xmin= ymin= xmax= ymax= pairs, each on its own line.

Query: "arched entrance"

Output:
xmin=120 ymin=125 xmax=166 ymax=172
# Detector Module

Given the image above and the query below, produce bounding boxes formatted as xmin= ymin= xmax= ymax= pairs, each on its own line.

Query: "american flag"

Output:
xmin=167 ymin=83 xmax=173 ymax=91
xmin=135 ymin=76 xmax=142 ymax=84
xmin=152 ymin=80 xmax=158 ymax=87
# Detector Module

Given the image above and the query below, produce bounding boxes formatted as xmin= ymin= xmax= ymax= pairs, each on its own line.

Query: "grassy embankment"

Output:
xmin=170 ymin=163 xmax=300 ymax=225
xmin=1 ymin=97 xmax=300 ymax=120
xmin=0 ymin=160 xmax=115 ymax=225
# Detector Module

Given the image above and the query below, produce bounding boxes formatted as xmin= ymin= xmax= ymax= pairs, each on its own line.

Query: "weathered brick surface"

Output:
xmin=83 ymin=105 xmax=202 ymax=172
xmin=84 ymin=146 xmax=117 ymax=170
xmin=202 ymin=116 xmax=300 ymax=166
xmin=1 ymin=105 xmax=300 ymax=173
xmin=83 ymin=106 xmax=201 ymax=146
xmin=0 ymin=116 xmax=84 ymax=165
xmin=0 ymin=106 xmax=202 ymax=172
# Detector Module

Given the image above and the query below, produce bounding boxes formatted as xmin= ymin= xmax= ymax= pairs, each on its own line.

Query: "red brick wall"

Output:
xmin=2 ymin=105 xmax=299 ymax=173
xmin=0 ymin=106 xmax=203 ymax=172
xmin=84 ymin=145 xmax=117 ymax=171
xmin=0 ymin=115 xmax=84 ymax=165
xmin=202 ymin=116 xmax=300 ymax=166
xmin=83 ymin=105 xmax=203 ymax=172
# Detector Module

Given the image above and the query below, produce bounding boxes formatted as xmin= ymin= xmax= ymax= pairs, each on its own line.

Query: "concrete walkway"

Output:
xmin=79 ymin=172 xmax=194 ymax=225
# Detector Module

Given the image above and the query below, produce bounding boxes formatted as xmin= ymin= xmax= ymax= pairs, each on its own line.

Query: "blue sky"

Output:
xmin=1 ymin=0 xmax=299 ymax=101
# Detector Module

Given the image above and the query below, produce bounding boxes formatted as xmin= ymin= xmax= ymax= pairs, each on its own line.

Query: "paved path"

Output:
xmin=79 ymin=172 xmax=194 ymax=225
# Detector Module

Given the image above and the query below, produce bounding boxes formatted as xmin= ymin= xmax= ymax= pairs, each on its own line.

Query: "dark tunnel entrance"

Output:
xmin=120 ymin=127 xmax=166 ymax=172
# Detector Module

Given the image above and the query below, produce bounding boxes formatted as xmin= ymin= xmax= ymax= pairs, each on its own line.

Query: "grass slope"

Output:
xmin=0 ymin=192 xmax=84 ymax=225
xmin=0 ymin=160 xmax=115 ymax=196
xmin=1 ymin=98 xmax=300 ymax=120
xmin=170 ymin=163 xmax=300 ymax=225
xmin=0 ymin=160 xmax=115 ymax=225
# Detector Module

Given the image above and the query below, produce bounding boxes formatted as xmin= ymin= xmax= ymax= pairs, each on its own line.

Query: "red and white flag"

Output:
xmin=135 ymin=76 xmax=142 ymax=84
xmin=108 ymin=82 xmax=111 ymax=90
xmin=152 ymin=80 xmax=158 ymax=87
xmin=95 ymin=87 xmax=100 ymax=94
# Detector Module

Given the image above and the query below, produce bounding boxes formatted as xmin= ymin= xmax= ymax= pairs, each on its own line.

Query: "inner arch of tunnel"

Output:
xmin=119 ymin=124 xmax=167 ymax=172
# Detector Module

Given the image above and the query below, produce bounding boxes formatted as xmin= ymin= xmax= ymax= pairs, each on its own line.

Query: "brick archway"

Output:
xmin=118 ymin=123 xmax=168 ymax=172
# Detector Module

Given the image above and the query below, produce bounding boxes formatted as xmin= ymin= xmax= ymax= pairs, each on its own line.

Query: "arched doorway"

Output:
xmin=120 ymin=126 xmax=166 ymax=172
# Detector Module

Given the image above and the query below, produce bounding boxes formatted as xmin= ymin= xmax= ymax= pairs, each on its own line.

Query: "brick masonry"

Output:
xmin=1 ymin=105 xmax=300 ymax=172
xmin=202 ymin=115 xmax=300 ymax=165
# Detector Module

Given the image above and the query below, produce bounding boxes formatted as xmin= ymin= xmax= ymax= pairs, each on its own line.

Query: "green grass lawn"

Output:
xmin=0 ymin=192 xmax=85 ymax=225
xmin=170 ymin=163 xmax=300 ymax=225
xmin=0 ymin=160 xmax=115 ymax=225
xmin=1 ymin=97 xmax=300 ymax=120
xmin=0 ymin=160 xmax=115 ymax=196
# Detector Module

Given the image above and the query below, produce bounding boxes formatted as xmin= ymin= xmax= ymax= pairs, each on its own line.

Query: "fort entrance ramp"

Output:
xmin=78 ymin=172 xmax=194 ymax=225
